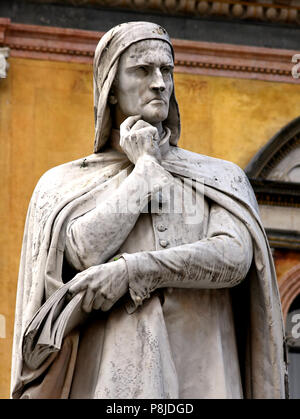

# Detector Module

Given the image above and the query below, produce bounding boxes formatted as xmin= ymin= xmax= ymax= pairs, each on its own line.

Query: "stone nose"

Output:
xmin=150 ymin=69 xmax=166 ymax=92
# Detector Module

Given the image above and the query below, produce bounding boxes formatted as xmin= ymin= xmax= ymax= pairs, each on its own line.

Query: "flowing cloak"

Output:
xmin=11 ymin=145 xmax=287 ymax=399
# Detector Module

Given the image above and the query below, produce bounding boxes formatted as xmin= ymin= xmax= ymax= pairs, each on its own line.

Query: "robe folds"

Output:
xmin=11 ymin=144 xmax=287 ymax=399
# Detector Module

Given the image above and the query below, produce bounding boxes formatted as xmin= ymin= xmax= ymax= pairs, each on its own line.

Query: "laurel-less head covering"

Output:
xmin=93 ymin=21 xmax=181 ymax=152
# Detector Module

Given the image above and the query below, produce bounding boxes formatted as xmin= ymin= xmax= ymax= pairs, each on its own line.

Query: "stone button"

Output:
xmin=157 ymin=224 xmax=167 ymax=232
xmin=159 ymin=239 xmax=169 ymax=248
xmin=134 ymin=296 xmax=142 ymax=304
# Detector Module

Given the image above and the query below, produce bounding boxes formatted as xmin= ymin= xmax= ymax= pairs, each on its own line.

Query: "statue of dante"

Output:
xmin=11 ymin=22 xmax=287 ymax=399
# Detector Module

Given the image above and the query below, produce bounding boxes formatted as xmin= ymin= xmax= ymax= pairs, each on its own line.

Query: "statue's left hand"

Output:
xmin=68 ymin=258 xmax=129 ymax=313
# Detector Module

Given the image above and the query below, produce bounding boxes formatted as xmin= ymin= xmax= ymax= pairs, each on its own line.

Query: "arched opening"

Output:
xmin=245 ymin=116 xmax=300 ymax=250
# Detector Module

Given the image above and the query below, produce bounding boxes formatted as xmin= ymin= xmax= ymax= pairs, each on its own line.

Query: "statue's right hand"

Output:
xmin=68 ymin=259 xmax=129 ymax=313
xmin=120 ymin=115 xmax=162 ymax=165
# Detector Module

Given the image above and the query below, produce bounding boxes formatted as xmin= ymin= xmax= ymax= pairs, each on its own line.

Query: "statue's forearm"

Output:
xmin=122 ymin=204 xmax=253 ymax=307
xmin=65 ymin=156 xmax=173 ymax=271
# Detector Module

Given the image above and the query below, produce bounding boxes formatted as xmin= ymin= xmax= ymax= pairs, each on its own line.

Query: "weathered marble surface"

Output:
xmin=0 ymin=48 xmax=9 ymax=78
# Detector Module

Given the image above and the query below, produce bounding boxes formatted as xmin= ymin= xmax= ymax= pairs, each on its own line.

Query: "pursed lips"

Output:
xmin=147 ymin=98 xmax=166 ymax=104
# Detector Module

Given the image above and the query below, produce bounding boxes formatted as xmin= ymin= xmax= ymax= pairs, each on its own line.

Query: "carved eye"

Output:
xmin=137 ymin=66 xmax=148 ymax=75
xmin=161 ymin=66 xmax=172 ymax=75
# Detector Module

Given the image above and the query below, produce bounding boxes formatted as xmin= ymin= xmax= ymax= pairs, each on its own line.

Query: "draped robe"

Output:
xmin=11 ymin=139 xmax=287 ymax=399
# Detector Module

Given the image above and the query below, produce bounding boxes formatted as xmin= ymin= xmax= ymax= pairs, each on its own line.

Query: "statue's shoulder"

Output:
xmin=169 ymin=146 xmax=247 ymax=178
xmin=32 ymin=154 xmax=107 ymax=207
xmin=166 ymin=146 xmax=258 ymax=211
xmin=35 ymin=156 xmax=87 ymax=192
xmin=32 ymin=150 xmax=126 ymax=202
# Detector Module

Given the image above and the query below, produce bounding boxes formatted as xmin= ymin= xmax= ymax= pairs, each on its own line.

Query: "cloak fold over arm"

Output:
xmin=122 ymin=203 xmax=253 ymax=308
xmin=65 ymin=156 xmax=173 ymax=271
xmin=65 ymin=159 xmax=253 ymax=307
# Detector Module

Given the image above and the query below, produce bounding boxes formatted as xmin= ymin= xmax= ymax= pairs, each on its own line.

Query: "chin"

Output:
xmin=142 ymin=110 xmax=168 ymax=125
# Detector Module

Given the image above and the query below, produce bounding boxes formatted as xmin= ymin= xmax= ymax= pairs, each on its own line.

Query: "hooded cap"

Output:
xmin=93 ymin=21 xmax=181 ymax=152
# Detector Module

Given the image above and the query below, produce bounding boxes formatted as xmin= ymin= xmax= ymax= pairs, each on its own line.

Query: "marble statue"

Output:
xmin=0 ymin=47 xmax=9 ymax=79
xmin=11 ymin=22 xmax=287 ymax=399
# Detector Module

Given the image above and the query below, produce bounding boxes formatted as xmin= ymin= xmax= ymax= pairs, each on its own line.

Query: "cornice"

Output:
xmin=26 ymin=1 xmax=300 ymax=26
xmin=0 ymin=18 xmax=298 ymax=83
xmin=173 ymin=38 xmax=299 ymax=83
xmin=266 ymin=229 xmax=300 ymax=251
xmin=249 ymin=178 xmax=300 ymax=207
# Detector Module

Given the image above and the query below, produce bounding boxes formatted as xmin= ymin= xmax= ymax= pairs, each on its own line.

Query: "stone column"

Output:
xmin=0 ymin=47 xmax=9 ymax=78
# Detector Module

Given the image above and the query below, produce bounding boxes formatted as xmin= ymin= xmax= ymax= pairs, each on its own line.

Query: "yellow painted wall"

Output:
xmin=0 ymin=57 xmax=300 ymax=398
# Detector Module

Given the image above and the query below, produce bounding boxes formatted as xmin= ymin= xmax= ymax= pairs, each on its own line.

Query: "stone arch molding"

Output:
xmin=246 ymin=116 xmax=300 ymax=182
xmin=245 ymin=116 xmax=300 ymax=249
xmin=279 ymin=264 xmax=300 ymax=323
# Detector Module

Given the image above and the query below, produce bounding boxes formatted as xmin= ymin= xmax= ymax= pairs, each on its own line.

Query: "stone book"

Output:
xmin=22 ymin=279 xmax=87 ymax=370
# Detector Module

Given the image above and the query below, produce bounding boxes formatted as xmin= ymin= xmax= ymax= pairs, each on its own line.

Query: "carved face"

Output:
xmin=113 ymin=39 xmax=174 ymax=125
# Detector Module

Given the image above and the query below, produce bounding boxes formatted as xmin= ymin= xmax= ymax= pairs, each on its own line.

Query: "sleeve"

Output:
xmin=64 ymin=157 xmax=174 ymax=271
xmin=121 ymin=202 xmax=253 ymax=308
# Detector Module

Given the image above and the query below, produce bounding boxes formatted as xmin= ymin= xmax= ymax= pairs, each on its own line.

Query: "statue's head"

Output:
xmin=93 ymin=22 xmax=180 ymax=152
xmin=110 ymin=39 xmax=174 ymax=129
